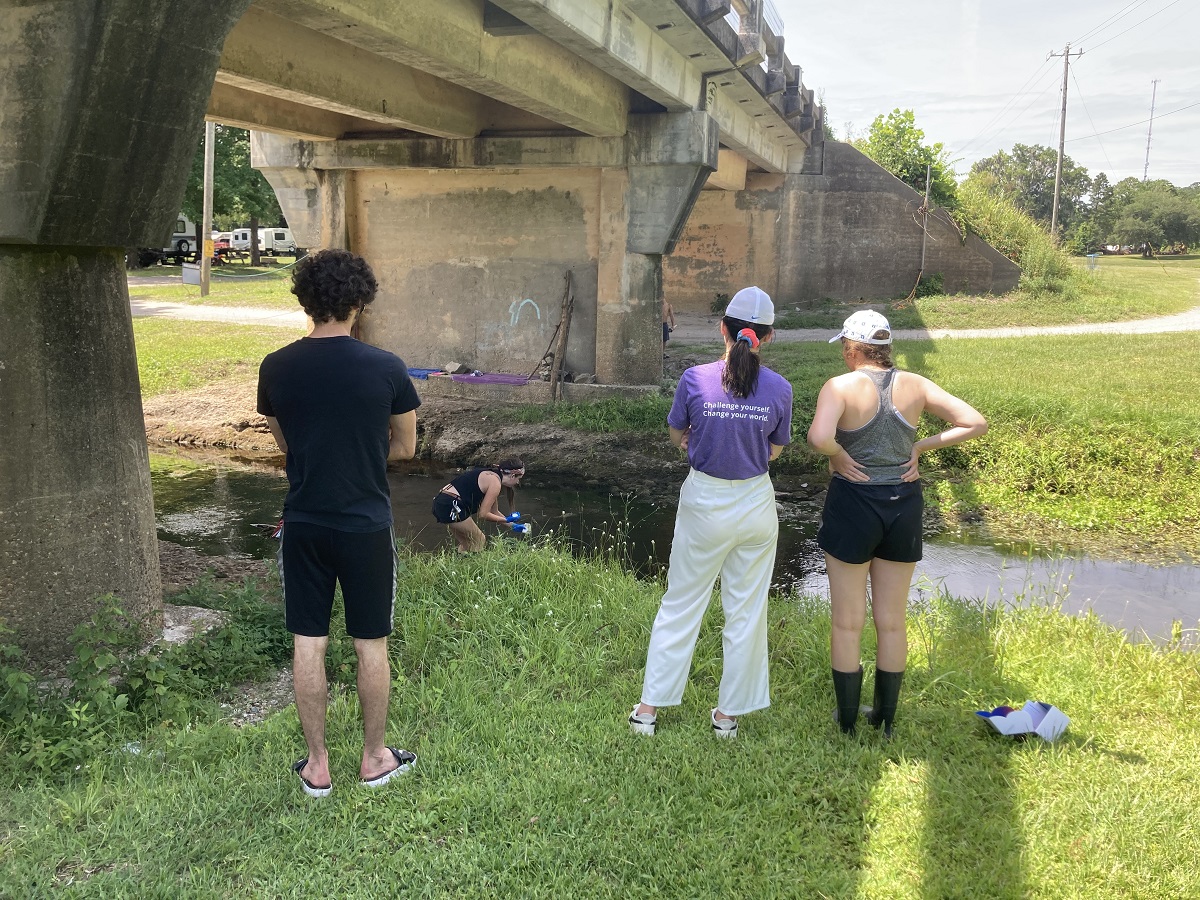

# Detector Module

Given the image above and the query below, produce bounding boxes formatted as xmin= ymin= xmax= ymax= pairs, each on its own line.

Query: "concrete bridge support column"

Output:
xmin=0 ymin=249 xmax=160 ymax=657
xmin=595 ymin=112 xmax=718 ymax=385
xmin=0 ymin=1 xmax=252 ymax=660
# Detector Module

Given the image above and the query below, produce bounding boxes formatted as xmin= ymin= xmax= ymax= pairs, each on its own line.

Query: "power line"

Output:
xmin=1064 ymin=99 xmax=1200 ymax=141
xmin=952 ymin=59 xmax=1056 ymax=157
xmin=1087 ymin=0 xmax=1185 ymax=52
xmin=1071 ymin=0 xmax=1154 ymax=46
xmin=952 ymin=65 xmax=1062 ymax=160
xmin=1071 ymin=71 xmax=1115 ymax=172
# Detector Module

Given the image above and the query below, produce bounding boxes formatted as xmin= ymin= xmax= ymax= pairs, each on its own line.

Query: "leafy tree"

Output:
xmin=1111 ymin=213 xmax=1164 ymax=256
xmin=966 ymin=143 xmax=1091 ymax=230
xmin=1063 ymin=220 xmax=1102 ymax=255
xmin=853 ymin=109 xmax=958 ymax=207
xmin=181 ymin=125 xmax=283 ymax=265
xmin=1084 ymin=171 xmax=1115 ymax=238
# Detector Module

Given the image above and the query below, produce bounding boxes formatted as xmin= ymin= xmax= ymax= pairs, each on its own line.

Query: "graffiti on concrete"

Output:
xmin=509 ymin=298 xmax=541 ymax=327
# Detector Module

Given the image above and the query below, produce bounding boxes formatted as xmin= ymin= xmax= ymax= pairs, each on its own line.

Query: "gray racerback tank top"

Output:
xmin=834 ymin=368 xmax=918 ymax=485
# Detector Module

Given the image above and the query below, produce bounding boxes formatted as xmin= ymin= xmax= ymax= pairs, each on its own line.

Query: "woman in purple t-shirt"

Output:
xmin=630 ymin=287 xmax=793 ymax=739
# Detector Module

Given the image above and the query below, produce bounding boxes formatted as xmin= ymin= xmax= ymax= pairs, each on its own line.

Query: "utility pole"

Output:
xmin=1048 ymin=43 xmax=1084 ymax=239
xmin=1143 ymin=79 xmax=1160 ymax=181
xmin=200 ymin=120 xmax=215 ymax=297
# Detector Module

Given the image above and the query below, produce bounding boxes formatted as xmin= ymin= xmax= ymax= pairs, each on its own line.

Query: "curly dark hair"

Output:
xmin=291 ymin=249 xmax=378 ymax=324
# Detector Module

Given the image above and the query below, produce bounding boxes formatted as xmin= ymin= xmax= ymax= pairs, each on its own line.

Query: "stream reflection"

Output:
xmin=150 ymin=451 xmax=1197 ymax=645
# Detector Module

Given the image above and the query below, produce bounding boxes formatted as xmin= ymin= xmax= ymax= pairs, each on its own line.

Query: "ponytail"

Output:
xmin=721 ymin=316 xmax=772 ymax=398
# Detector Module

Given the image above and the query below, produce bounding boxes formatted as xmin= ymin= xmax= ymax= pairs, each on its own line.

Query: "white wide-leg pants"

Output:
xmin=640 ymin=469 xmax=779 ymax=716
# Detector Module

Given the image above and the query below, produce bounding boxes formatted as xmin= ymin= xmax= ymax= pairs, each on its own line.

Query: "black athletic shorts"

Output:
xmin=816 ymin=478 xmax=923 ymax=565
xmin=431 ymin=492 xmax=470 ymax=524
xmin=278 ymin=521 xmax=397 ymax=639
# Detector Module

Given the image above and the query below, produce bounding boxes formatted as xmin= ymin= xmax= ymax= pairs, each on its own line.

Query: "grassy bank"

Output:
xmin=503 ymin=332 xmax=1200 ymax=558
xmin=2 ymin=546 xmax=1197 ymax=897
xmin=128 ymin=266 xmax=298 ymax=309
xmin=772 ymin=254 xmax=1200 ymax=331
xmin=133 ymin=320 xmax=298 ymax=397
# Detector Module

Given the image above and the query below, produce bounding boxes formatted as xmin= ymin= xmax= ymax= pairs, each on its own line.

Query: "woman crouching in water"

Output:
xmin=432 ymin=458 xmax=526 ymax=552
xmin=808 ymin=311 xmax=986 ymax=737
xmin=630 ymin=286 xmax=793 ymax=739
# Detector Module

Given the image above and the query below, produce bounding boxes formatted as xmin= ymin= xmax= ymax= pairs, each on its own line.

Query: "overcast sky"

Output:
xmin=774 ymin=0 xmax=1200 ymax=186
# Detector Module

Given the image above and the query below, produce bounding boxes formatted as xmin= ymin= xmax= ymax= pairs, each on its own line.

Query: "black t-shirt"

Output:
xmin=257 ymin=336 xmax=421 ymax=532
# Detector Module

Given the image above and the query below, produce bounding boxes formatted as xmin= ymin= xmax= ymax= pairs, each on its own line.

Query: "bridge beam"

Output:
xmin=216 ymin=6 xmax=491 ymax=139
xmin=492 ymin=0 xmax=794 ymax=172
xmin=253 ymin=0 xmax=630 ymax=137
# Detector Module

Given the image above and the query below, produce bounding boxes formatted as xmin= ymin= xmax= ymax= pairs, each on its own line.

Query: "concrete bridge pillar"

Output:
xmin=255 ymin=111 xmax=716 ymax=387
xmin=0 ymin=1 xmax=252 ymax=660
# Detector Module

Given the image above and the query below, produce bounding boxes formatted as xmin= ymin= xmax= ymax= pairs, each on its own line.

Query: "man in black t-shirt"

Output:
xmin=257 ymin=249 xmax=421 ymax=798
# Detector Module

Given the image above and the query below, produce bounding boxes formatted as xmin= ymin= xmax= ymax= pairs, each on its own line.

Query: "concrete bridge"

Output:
xmin=0 ymin=0 xmax=1017 ymax=658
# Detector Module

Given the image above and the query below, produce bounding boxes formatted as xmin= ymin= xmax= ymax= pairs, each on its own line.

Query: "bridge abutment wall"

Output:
xmin=664 ymin=140 xmax=1021 ymax=311
xmin=256 ymin=112 xmax=717 ymax=387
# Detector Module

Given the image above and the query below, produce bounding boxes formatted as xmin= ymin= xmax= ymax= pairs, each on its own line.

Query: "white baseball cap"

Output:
xmin=724 ymin=286 xmax=774 ymax=325
xmin=829 ymin=310 xmax=892 ymax=344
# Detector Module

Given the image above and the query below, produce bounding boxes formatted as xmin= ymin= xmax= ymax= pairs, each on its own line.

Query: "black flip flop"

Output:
xmin=360 ymin=747 xmax=417 ymax=788
xmin=292 ymin=757 xmax=332 ymax=798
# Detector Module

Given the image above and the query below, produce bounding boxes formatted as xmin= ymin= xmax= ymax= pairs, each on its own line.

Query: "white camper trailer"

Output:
xmin=231 ymin=226 xmax=296 ymax=256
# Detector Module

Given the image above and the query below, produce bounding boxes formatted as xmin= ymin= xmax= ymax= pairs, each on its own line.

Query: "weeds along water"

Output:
xmin=2 ymin=541 xmax=1199 ymax=897
xmin=149 ymin=449 xmax=1200 ymax=647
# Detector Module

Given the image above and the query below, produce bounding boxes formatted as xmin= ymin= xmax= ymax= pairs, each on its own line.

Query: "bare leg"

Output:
xmin=293 ymin=634 xmax=331 ymax=786
xmin=355 ymin=636 xmax=396 ymax=780
xmin=868 ymin=559 xmax=916 ymax=672
xmin=448 ymin=519 xmax=486 ymax=552
xmin=826 ymin=553 xmax=871 ymax=672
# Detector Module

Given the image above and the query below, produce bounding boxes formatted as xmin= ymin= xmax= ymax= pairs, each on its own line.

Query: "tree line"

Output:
xmin=850 ymin=109 xmax=1200 ymax=257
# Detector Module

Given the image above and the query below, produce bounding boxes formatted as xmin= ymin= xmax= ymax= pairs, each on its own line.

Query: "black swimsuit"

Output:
xmin=431 ymin=468 xmax=499 ymax=523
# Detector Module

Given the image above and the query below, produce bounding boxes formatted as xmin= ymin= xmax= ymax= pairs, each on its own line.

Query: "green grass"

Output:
xmin=771 ymin=334 xmax=1200 ymax=556
xmin=501 ymin=332 xmax=1200 ymax=557
xmin=128 ymin=264 xmax=299 ymax=309
xmin=772 ymin=254 xmax=1200 ymax=331
xmin=2 ymin=546 xmax=1197 ymax=897
xmin=133 ymin=320 xmax=299 ymax=397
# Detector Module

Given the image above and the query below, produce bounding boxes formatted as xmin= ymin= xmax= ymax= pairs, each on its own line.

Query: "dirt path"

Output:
xmin=130 ymin=297 xmax=306 ymax=328
xmin=666 ymin=306 xmax=1200 ymax=344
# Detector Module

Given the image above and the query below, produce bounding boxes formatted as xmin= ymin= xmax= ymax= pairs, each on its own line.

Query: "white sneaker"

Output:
xmin=711 ymin=708 xmax=738 ymax=739
xmin=629 ymin=705 xmax=657 ymax=736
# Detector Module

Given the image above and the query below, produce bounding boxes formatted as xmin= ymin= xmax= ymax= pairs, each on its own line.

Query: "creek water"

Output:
xmin=151 ymin=451 xmax=1199 ymax=646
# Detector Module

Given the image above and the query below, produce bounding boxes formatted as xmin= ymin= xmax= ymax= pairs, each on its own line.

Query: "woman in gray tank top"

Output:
xmin=807 ymin=311 xmax=987 ymax=737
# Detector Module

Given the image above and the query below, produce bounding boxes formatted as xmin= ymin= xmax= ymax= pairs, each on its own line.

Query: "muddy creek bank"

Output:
xmin=152 ymin=448 xmax=1199 ymax=647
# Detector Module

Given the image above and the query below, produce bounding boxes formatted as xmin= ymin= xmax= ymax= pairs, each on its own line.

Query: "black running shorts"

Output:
xmin=431 ymin=492 xmax=469 ymax=524
xmin=278 ymin=521 xmax=397 ymax=639
xmin=817 ymin=478 xmax=924 ymax=565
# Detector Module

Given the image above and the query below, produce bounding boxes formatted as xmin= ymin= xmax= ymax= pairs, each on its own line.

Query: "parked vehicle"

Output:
xmin=230 ymin=226 xmax=296 ymax=256
xmin=132 ymin=214 xmax=198 ymax=267
xmin=262 ymin=227 xmax=296 ymax=256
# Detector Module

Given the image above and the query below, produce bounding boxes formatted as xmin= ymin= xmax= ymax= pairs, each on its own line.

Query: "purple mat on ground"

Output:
xmin=451 ymin=372 xmax=530 ymax=385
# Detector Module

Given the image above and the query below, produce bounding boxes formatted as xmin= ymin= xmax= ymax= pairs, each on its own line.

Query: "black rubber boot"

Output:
xmin=864 ymin=669 xmax=905 ymax=738
xmin=832 ymin=667 xmax=863 ymax=734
